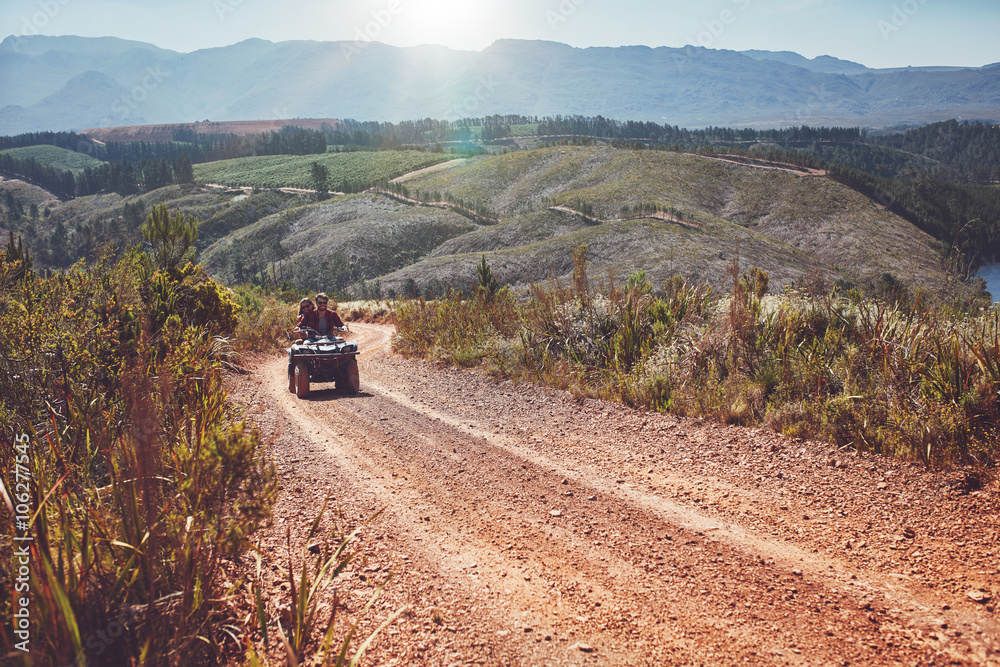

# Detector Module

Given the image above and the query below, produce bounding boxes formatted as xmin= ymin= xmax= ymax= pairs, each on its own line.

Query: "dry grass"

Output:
xmin=394 ymin=252 xmax=1000 ymax=470
xmin=0 ymin=252 xmax=392 ymax=665
xmin=338 ymin=299 xmax=399 ymax=324
xmin=382 ymin=145 xmax=957 ymax=300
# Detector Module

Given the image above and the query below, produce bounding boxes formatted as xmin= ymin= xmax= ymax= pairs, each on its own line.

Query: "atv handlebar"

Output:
xmin=293 ymin=325 xmax=350 ymax=339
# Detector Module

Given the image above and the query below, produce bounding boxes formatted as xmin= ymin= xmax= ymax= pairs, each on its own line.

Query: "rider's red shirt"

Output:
xmin=299 ymin=308 xmax=344 ymax=334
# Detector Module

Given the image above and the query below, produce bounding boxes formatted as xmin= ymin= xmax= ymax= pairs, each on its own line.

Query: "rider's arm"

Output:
xmin=295 ymin=313 xmax=312 ymax=339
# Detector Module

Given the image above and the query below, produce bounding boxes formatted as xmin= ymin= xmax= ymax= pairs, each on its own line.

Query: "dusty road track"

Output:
xmin=236 ymin=323 xmax=1000 ymax=666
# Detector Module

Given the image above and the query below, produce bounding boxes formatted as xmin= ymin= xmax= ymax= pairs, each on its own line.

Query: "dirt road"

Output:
xmin=234 ymin=323 xmax=1000 ymax=666
xmin=390 ymin=159 xmax=468 ymax=183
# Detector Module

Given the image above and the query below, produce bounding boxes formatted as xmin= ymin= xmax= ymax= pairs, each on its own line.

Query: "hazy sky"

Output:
xmin=2 ymin=0 xmax=998 ymax=69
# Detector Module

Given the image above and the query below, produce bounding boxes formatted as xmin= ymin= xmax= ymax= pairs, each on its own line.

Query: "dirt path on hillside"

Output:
xmin=232 ymin=323 xmax=1000 ymax=666
xmin=548 ymin=205 xmax=702 ymax=230
xmin=391 ymin=159 xmax=467 ymax=183
xmin=690 ymin=154 xmax=827 ymax=177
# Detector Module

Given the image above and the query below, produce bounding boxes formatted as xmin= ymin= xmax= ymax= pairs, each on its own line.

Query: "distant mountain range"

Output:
xmin=1 ymin=34 xmax=998 ymax=134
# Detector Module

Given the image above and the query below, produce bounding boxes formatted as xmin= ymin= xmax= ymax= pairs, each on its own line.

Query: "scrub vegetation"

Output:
xmin=395 ymin=251 xmax=1000 ymax=469
xmin=0 ymin=215 xmax=389 ymax=665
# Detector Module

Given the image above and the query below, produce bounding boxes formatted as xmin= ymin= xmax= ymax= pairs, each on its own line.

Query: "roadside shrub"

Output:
xmin=0 ymin=252 xmax=276 ymax=665
xmin=394 ymin=286 xmax=517 ymax=364
xmin=143 ymin=261 xmax=240 ymax=336
xmin=394 ymin=258 xmax=1000 ymax=468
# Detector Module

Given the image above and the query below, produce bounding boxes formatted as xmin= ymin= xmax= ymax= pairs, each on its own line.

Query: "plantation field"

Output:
xmin=192 ymin=150 xmax=453 ymax=192
xmin=0 ymin=144 xmax=104 ymax=173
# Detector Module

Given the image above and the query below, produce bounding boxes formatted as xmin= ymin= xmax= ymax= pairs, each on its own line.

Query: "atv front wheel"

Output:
xmin=338 ymin=356 xmax=360 ymax=394
xmin=294 ymin=361 xmax=310 ymax=398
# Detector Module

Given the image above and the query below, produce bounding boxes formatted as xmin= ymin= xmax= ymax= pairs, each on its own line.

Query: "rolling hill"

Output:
xmin=373 ymin=146 xmax=949 ymax=294
xmin=199 ymin=192 xmax=477 ymax=292
xmin=5 ymin=142 xmax=964 ymax=300
xmin=190 ymin=145 xmax=955 ymax=298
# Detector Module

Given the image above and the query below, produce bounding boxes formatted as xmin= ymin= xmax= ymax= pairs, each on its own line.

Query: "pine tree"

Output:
xmin=141 ymin=204 xmax=199 ymax=269
xmin=5 ymin=231 xmax=33 ymax=280
xmin=49 ymin=220 xmax=68 ymax=267
xmin=311 ymin=162 xmax=330 ymax=201
xmin=173 ymin=155 xmax=194 ymax=183
xmin=476 ymin=255 xmax=499 ymax=300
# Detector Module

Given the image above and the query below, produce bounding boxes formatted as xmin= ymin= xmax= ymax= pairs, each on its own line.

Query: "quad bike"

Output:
xmin=287 ymin=326 xmax=360 ymax=398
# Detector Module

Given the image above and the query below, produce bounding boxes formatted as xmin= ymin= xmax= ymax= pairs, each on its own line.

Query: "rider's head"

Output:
xmin=315 ymin=292 xmax=329 ymax=311
xmin=299 ymin=298 xmax=314 ymax=315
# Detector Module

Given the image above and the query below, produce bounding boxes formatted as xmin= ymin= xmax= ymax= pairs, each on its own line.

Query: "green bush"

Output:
xmin=0 ymin=251 xmax=274 ymax=665
xmin=144 ymin=262 xmax=240 ymax=336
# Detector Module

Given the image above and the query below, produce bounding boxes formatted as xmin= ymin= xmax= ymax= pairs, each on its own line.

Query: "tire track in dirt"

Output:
xmin=245 ymin=323 xmax=999 ymax=666
xmin=363 ymin=373 xmax=1000 ymax=649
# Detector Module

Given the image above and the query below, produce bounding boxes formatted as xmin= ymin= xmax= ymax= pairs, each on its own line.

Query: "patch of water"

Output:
xmin=977 ymin=263 xmax=1000 ymax=303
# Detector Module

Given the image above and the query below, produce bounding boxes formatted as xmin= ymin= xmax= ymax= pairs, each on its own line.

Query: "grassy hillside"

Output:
xmin=192 ymin=150 xmax=452 ymax=191
xmin=13 ymin=183 xmax=311 ymax=268
xmin=0 ymin=176 xmax=61 ymax=206
xmin=386 ymin=146 xmax=954 ymax=296
xmin=378 ymin=208 xmax=823 ymax=297
xmin=200 ymin=193 xmax=477 ymax=292
xmin=0 ymin=144 xmax=104 ymax=173
xmin=16 ymin=143 xmax=972 ymax=303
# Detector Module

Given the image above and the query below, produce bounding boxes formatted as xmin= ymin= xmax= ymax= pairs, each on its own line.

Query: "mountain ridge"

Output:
xmin=1 ymin=34 xmax=998 ymax=134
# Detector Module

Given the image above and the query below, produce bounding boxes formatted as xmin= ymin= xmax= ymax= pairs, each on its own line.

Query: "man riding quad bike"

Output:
xmin=287 ymin=325 xmax=360 ymax=398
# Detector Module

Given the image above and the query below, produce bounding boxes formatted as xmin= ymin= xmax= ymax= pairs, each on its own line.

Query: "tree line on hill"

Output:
xmin=872 ymin=120 xmax=1000 ymax=184
xmin=331 ymin=115 xmax=532 ymax=146
xmin=825 ymin=163 xmax=1000 ymax=266
xmin=75 ymin=156 xmax=195 ymax=195
xmin=4 ymin=118 xmax=995 ymax=183
xmin=1 ymin=126 xmax=329 ymax=163
xmin=531 ymin=116 xmax=1000 ymax=184
xmin=0 ymin=150 xmax=78 ymax=198
xmin=535 ymin=115 xmax=865 ymax=146
xmin=0 ymin=126 xmax=328 ymax=196
xmin=2 ymin=116 xmax=998 ymax=275
xmin=0 ymin=149 xmax=194 ymax=198
xmin=166 ymin=125 xmax=329 ymax=161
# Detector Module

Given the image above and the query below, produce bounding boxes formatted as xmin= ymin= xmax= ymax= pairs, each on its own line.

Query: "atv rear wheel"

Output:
xmin=338 ymin=356 xmax=360 ymax=394
xmin=288 ymin=364 xmax=295 ymax=393
xmin=294 ymin=361 xmax=310 ymax=398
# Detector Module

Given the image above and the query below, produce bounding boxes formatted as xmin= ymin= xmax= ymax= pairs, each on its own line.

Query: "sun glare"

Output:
xmin=391 ymin=0 xmax=493 ymax=50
